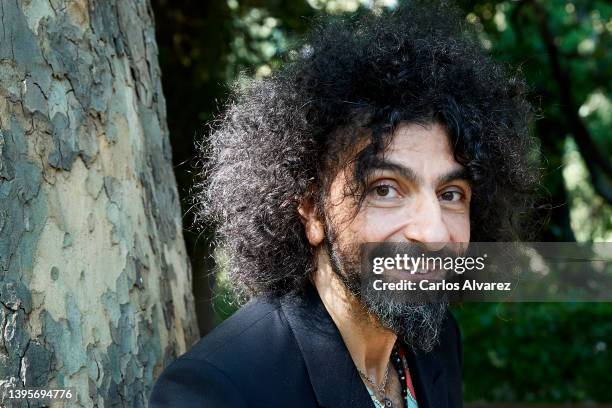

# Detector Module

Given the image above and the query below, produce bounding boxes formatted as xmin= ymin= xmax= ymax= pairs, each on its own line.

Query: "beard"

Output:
xmin=323 ymin=224 xmax=449 ymax=353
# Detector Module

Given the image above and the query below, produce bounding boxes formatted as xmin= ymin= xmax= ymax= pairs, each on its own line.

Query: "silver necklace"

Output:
xmin=357 ymin=363 xmax=393 ymax=407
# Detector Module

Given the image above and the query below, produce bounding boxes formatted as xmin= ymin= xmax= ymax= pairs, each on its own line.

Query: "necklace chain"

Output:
xmin=357 ymin=345 xmax=410 ymax=408
xmin=357 ymin=362 xmax=390 ymax=402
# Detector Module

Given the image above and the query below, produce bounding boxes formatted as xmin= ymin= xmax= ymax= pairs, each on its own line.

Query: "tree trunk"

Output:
xmin=0 ymin=0 xmax=198 ymax=406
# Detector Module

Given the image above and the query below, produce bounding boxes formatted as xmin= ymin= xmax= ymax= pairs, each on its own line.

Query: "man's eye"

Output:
xmin=369 ymin=184 xmax=400 ymax=199
xmin=439 ymin=190 xmax=463 ymax=202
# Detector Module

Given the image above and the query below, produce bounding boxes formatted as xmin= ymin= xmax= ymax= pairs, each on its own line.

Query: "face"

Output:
xmin=302 ymin=121 xmax=472 ymax=351
xmin=330 ymin=121 xmax=471 ymax=247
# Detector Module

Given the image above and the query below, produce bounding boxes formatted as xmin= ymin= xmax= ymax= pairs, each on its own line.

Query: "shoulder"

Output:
xmin=149 ymin=296 xmax=300 ymax=406
xmin=149 ymin=356 xmax=249 ymax=407
xmin=181 ymin=296 xmax=287 ymax=363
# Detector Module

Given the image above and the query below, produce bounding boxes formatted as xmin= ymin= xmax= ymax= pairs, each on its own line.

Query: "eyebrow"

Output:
xmin=364 ymin=158 xmax=471 ymax=186
xmin=436 ymin=168 xmax=471 ymax=186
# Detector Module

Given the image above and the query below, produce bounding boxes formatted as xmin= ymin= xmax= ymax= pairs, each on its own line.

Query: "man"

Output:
xmin=150 ymin=2 xmax=538 ymax=407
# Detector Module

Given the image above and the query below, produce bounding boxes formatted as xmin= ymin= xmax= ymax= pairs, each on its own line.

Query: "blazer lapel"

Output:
xmin=406 ymin=346 xmax=447 ymax=408
xmin=280 ymin=284 xmax=372 ymax=408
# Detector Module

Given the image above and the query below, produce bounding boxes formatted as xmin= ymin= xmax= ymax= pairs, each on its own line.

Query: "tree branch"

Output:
xmin=529 ymin=0 xmax=612 ymax=204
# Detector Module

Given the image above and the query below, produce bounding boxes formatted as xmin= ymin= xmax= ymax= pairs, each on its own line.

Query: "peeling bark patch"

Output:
xmin=48 ymin=111 xmax=77 ymax=170
xmin=50 ymin=266 xmax=59 ymax=281
xmin=0 ymin=122 xmax=44 ymax=276
xmin=43 ymin=294 xmax=88 ymax=376
xmin=0 ymin=0 xmax=43 ymax=72
xmin=0 ymin=281 xmax=42 ymax=405
xmin=22 ymin=340 xmax=52 ymax=388
xmin=62 ymin=232 xmax=72 ymax=248
xmin=96 ymin=283 xmax=162 ymax=406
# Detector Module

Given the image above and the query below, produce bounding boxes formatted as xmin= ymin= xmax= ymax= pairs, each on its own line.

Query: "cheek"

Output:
xmin=444 ymin=212 xmax=471 ymax=242
xmin=346 ymin=207 xmax=406 ymax=242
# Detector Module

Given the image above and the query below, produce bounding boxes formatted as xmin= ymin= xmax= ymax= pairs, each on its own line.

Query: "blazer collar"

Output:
xmin=407 ymin=344 xmax=447 ymax=408
xmin=280 ymin=283 xmax=447 ymax=408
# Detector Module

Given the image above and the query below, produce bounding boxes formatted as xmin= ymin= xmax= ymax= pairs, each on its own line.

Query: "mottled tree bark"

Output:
xmin=0 ymin=0 xmax=198 ymax=406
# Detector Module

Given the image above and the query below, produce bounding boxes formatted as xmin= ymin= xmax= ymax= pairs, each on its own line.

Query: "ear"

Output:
xmin=298 ymin=196 xmax=325 ymax=247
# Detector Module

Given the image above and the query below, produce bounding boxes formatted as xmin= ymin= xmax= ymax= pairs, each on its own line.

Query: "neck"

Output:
xmin=312 ymin=253 xmax=397 ymax=384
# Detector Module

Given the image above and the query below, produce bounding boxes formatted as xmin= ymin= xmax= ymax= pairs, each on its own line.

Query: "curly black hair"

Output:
xmin=195 ymin=1 xmax=541 ymax=299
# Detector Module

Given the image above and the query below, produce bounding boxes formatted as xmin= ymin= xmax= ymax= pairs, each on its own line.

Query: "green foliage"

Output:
xmin=458 ymin=0 xmax=612 ymax=242
xmin=453 ymin=303 xmax=612 ymax=402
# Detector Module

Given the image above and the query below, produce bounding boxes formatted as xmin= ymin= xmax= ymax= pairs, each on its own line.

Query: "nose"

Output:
xmin=402 ymin=194 xmax=451 ymax=248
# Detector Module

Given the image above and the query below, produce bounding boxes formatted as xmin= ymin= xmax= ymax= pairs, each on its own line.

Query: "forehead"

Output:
xmin=383 ymin=122 xmax=460 ymax=176
xmin=385 ymin=122 xmax=452 ymax=159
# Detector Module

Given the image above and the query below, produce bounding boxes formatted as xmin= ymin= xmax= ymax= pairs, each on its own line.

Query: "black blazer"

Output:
xmin=149 ymin=283 xmax=463 ymax=407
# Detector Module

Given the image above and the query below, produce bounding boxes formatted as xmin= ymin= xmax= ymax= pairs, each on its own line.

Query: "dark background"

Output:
xmin=151 ymin=0 xmax=611 ymax=403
